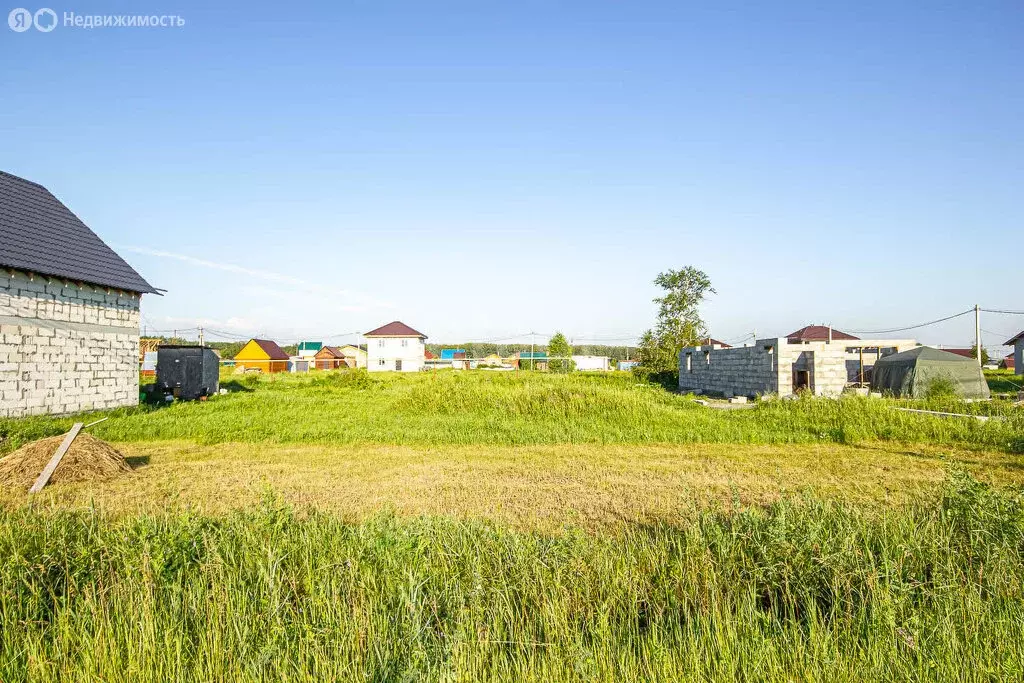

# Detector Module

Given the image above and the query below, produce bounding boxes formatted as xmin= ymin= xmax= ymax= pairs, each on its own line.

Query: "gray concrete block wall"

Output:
xmin=0 ymin=272 xmax=141 ymax=418
xmin=807 ymin=346 xmax=849 ymax=397
xmin=679 ymin=342 xmax=780 ymax=397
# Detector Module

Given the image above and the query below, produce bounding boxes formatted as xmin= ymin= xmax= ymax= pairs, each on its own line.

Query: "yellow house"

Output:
xmin=234 ymin=339 xmax=290 ymax=373
xmin=481 ymin=353 xmax=503 ymax=366
xmin=338 ymin=344 xmax=367 ymax=369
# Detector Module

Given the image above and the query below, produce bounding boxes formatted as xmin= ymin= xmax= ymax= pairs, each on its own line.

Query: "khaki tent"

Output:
xmin=870 ymin=346 xmax=990 ymax=399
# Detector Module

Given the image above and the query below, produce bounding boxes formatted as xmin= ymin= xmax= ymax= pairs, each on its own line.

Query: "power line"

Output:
xmin=848 ymin=308 xmax=974 ymax=335
xmin=981 ymin=308 xmax=1024 ymax=316
xmin=721 ymin=332 xmax=755 ymax=345
xmin=981 ymin=328 xmax=1018 ymax=342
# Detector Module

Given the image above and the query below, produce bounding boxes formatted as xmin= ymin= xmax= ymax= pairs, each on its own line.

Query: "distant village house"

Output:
xmin=365 ymin=321 xmax=427 ymax=372
xmin=297 ymin=341 xmax=322 ymax=359
xmin=234 ymin=339 xmax=290 ymax=373
xmin=338 ymin=344 xmax=367 ymax=369
xmin=572 ymin=355 xmax=611 ymax=371
xmin=313 ymin=345 xmax=347 ymax=370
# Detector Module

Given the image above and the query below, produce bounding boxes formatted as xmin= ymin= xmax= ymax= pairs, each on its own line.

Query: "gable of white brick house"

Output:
xmin=0 ymin=171 xmax=158 ymax=417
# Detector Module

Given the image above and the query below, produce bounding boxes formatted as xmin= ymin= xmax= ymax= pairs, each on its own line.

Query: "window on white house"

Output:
xmin=377 ymin=340 xmax=385 ymax=348
xmin=401 ymin=339 xmax=408 ymax=347
xmin=378 ymin=359 xmax=385 ymax=366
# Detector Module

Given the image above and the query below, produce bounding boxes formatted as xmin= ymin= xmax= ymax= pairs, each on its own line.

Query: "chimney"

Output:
xmin=827 ymin=325 xmax=833 ymax=344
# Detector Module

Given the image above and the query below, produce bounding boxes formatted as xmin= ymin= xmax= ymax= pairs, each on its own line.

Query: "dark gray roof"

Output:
xmin=0 ymin=170 xmax=158 ymax=294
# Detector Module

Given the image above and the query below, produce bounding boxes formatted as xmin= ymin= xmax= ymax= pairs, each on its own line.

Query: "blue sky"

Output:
xmin=2 ymin=1 xmax=1022 ymax=350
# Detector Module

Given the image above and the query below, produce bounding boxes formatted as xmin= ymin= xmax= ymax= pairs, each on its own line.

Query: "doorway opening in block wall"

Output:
xmin=793 ymin=369 xmax=811 ymax=393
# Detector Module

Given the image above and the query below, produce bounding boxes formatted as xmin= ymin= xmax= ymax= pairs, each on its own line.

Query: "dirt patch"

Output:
xmin=0 ymin=433 xmax=132 ymax=491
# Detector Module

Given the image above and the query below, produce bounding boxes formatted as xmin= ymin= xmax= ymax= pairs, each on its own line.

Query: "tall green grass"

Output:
xmin=986 ymin=369 xmax=1024 ymax=395
xmin=2 ymin=371 xmax=1022 ymax=454
xmin=0 ymin=470 xmax=1021 ymax=681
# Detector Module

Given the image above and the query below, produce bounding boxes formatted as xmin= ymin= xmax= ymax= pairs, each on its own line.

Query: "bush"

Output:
xmin=924 ymin=376 xmax=960 ymax=400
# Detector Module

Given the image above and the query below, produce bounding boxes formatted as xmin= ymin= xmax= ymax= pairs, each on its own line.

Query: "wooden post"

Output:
xmin=29 ymin=422 xmax=84 ymax=494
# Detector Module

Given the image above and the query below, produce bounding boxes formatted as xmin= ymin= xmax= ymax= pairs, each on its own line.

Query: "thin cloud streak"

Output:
xmin=119 ymin=245 xmax=393 ymax=309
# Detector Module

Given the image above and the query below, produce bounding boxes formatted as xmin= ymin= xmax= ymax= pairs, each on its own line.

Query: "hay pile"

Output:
xmin=0 ymin=433 xmax=132 ymax=490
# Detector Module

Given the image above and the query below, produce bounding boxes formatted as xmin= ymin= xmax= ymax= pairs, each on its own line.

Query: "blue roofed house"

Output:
xmin=440 ymin=348 xmax=468 ymax=369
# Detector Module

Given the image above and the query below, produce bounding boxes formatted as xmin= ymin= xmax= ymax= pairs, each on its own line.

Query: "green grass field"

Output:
xmin=0 ymin=370 xmax=1023 ymax=680
xmin=3 ymin=370 xmax=1023 ymax=454
xmin=986 ymin=368 xmax=1024 ymax=395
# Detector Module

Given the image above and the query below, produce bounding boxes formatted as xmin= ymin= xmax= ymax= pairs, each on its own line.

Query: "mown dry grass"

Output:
xmin=10 ymin=441 xmax=1022 ymax=531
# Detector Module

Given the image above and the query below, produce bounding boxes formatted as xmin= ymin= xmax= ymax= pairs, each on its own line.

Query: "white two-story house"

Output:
xmin=365 ymin=321 xmax=427 ymax=372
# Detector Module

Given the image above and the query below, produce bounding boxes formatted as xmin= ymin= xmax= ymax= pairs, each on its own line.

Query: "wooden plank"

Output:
xmin=29 ymin=422 xmax=84 ymax=494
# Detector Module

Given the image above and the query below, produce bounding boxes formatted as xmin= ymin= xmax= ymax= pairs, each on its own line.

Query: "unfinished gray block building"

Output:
xmin=0 ymin=171 xmax=159 ymax=417
xmin=679 ymin=326 xmax=918 ymax=398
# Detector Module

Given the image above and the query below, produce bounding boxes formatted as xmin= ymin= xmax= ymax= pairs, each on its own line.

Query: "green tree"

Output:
xmin=638 ymin=267 xmax=715 ymax=374
xmin=547 ymin=332 xmax=575 ymax=373
xmin=637 ymin=330 xmax=676 ymax=374
xmin=970 ymin=344 xmax=990 ymax=365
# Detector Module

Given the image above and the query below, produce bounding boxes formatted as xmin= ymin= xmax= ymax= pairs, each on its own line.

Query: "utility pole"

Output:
xmin=975 ymin=304 xmax=982 ymax=367
xmin=198 ymin=326 xmax=204 ymax=348
xmin=530 ymin=332 xmax=535 ymax=371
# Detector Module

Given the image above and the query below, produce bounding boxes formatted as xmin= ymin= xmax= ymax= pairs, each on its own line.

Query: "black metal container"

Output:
xmin=155 ymin=346 xmax=220 ymax=400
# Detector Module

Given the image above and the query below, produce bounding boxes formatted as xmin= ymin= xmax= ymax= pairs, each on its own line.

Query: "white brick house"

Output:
xmin=364 ymin=321 xmax=427 ymax=372
xmin=0 ymin=171 xmax=159 ymax=417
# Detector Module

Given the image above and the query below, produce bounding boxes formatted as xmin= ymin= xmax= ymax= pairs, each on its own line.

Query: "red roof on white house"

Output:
xmin=364 ymin=321 xmax=427 ymax=338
